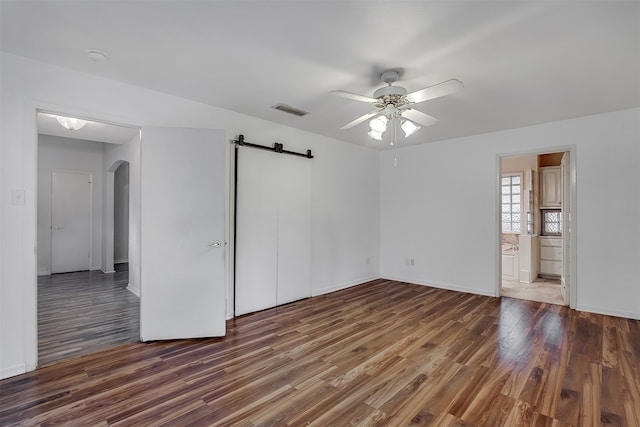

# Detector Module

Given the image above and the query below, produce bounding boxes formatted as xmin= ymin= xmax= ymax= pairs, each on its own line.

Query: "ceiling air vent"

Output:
xmin=272 ymin=104 xmax=309 ymax=117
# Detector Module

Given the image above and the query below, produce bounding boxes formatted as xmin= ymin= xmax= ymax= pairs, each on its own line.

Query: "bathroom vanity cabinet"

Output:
xmin=539 ymin=236 xmax=562 ymax=277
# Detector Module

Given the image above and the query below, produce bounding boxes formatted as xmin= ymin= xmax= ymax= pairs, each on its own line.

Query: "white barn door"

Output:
xmin=235 ymin=148 xmax=311 ymax=315
xmin=140 ymin=127 xmax=226 ymax=340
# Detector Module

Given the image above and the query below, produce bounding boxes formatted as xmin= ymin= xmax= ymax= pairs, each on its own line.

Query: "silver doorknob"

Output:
xmin=208 ymin=241 xmax=222 ymax=248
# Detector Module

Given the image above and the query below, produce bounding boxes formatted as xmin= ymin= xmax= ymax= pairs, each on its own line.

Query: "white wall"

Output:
xmin=5 ymin=50 xmax=636 ymax=381
xmin=113 ymin=162 xmax=129 ymax=263
xmin=103 ymin=136 xmax=141 ymax=295
xmin=37 ymin=135 xmax=104 ymax=274
xmin=380 ymin=108 xmax=640 ymax=319
xmin=0 ymin=52 xmax=380 ymax=379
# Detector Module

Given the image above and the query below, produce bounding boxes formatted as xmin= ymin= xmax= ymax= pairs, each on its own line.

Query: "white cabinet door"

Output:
xmin=140 ymin=127 xmax=226 ymax=341
xmin=539 ymin=237 xmax=562 ymax=277
xmin=501 ymin=253 xmax=518 ymax=281
xmin=540 ymin=166 xmax=562 ymax=208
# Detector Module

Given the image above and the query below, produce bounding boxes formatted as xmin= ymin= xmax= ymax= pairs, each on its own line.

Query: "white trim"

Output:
xmin=381 ymin=275 xmax=496 ymax=297
xmin=566 ymin=150 xmax=578 ymax=310
xmin=38 ymin=108 xmax=140 ymax=131
xmin=28 ymin=102 xmax=143 ymax=374
xmin=101 ymin=268 xmax=116 ymax=274
xmin=496 ymin=145 xmax=577 ymax=310
xmin=127 ymin=284 xmax=140 ymax=297
xmin=37 ymin=270 xmax=51 ymax=276
xmin=576 ymin=304 xmax=640 ymax=321
xmin=114 ymin=258 xmax=128 ymax=264
xmin=311 ymin=275 xmax=380 ymax=297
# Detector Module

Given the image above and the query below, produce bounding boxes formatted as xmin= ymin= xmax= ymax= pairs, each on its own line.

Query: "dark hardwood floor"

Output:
xmin=38 ymin=263 xmax=139 ymax=365
xmin=2 ymin=279 xmax=639 ymax=426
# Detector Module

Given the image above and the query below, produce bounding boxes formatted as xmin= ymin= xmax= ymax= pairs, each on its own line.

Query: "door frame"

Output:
xmin=28 ymin=104 xmax=232 ymax=370
xmin=103 ymin=160 xmax=130 ymax=276
xmin=29 ymin=105 xmax=145 ymax=371
xmin=496 ymin=145 xmax=577 ymax=309
xmin=50 ymin=169 xmax=93 ymax=273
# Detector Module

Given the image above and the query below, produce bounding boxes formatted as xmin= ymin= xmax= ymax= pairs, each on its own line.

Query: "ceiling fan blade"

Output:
xmin=405 ymin=79 xmax=463 ymax=104
xmin=340 ymin=110 xmax=380 ymax=130
xmin=330 ymin=90 xmax=378 ymax=103
xmin=401 ymin=109 xmax=439 ymax=127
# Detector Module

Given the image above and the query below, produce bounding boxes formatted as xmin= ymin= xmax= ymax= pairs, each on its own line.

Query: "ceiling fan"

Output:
xmin=330 ymin=70 xmax=463 ymax=144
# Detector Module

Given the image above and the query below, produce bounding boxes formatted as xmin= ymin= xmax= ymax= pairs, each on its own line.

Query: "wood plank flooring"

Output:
xmin=38 ymin=263 xmax=139 ymax=365
xmin=3 ymin=279 xmax=639 ymax=426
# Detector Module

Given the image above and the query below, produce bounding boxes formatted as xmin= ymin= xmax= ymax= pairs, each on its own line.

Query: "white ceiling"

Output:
xmin=2 ymin=1 xmax=639 ymax=149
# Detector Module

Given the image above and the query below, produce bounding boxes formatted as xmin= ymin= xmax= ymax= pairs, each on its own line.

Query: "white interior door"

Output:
xmin=51 ymin=170 xmax=91 ymax=273
xmin=140 ymin=127 xmax=226 ymax=341
xmin=235 ymin=148 xmax=311 ymax=316
xmin=561 ymin=152 xmax=569 ymax=304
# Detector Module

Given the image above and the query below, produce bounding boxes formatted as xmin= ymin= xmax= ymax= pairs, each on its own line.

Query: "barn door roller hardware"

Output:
xmin=233 ymin=134 xmax=313 ymax=159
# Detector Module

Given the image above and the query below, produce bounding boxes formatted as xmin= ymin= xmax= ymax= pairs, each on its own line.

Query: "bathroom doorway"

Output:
xmin=498 ymin=149 xmax=574 ymax=306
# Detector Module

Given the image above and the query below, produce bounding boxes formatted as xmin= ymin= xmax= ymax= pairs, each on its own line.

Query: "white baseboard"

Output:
xmin=1 ymin=364 xmax=26 ymax=380
xmin=380 ymin=274 xmax=497 ymax=297
xmin=37 ymin=270 xmax=51 ymax=276
xmin=576 ymin=304 xmax=640 ymax=320
xmin=312 ymin=275 xmax=380 ymax=297
xmin=101 ymin=268 xmax=116 ymax=274
xmin=127 ymin=284 xmax=140 ymax=297
xmin=114 ymin=258 xmax=128 ymax=264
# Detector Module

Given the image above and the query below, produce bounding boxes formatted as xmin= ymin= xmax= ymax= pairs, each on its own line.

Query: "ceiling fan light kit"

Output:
xmin=369 ymin=115 xmax=388 ymax=133
xmin=367 ymin=130 xmax=383 ymax=141
xmin=331 ymin=69 xmax=463 ymax=146
xmin=401 ymin=119 xmax=420 ymax=137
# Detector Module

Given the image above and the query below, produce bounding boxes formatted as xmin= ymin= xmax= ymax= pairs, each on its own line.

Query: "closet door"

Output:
xmin=235 ymin=147 xmax=311 ymax=315
xmin=276 ymin=155 xmax=311 ymax=305
xmin=235 ymin=149 xmax=279 ymax=315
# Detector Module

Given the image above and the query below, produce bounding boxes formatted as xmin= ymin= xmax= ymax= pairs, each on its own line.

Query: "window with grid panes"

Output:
xmin=501 ymin=174 xmax=521 ymax=233
xmin=542 ymin=210 xmax=562 ymax=236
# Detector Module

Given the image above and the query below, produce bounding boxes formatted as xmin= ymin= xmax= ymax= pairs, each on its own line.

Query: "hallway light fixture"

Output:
xmin=56 ymin=115 xmax=87 ymax=131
